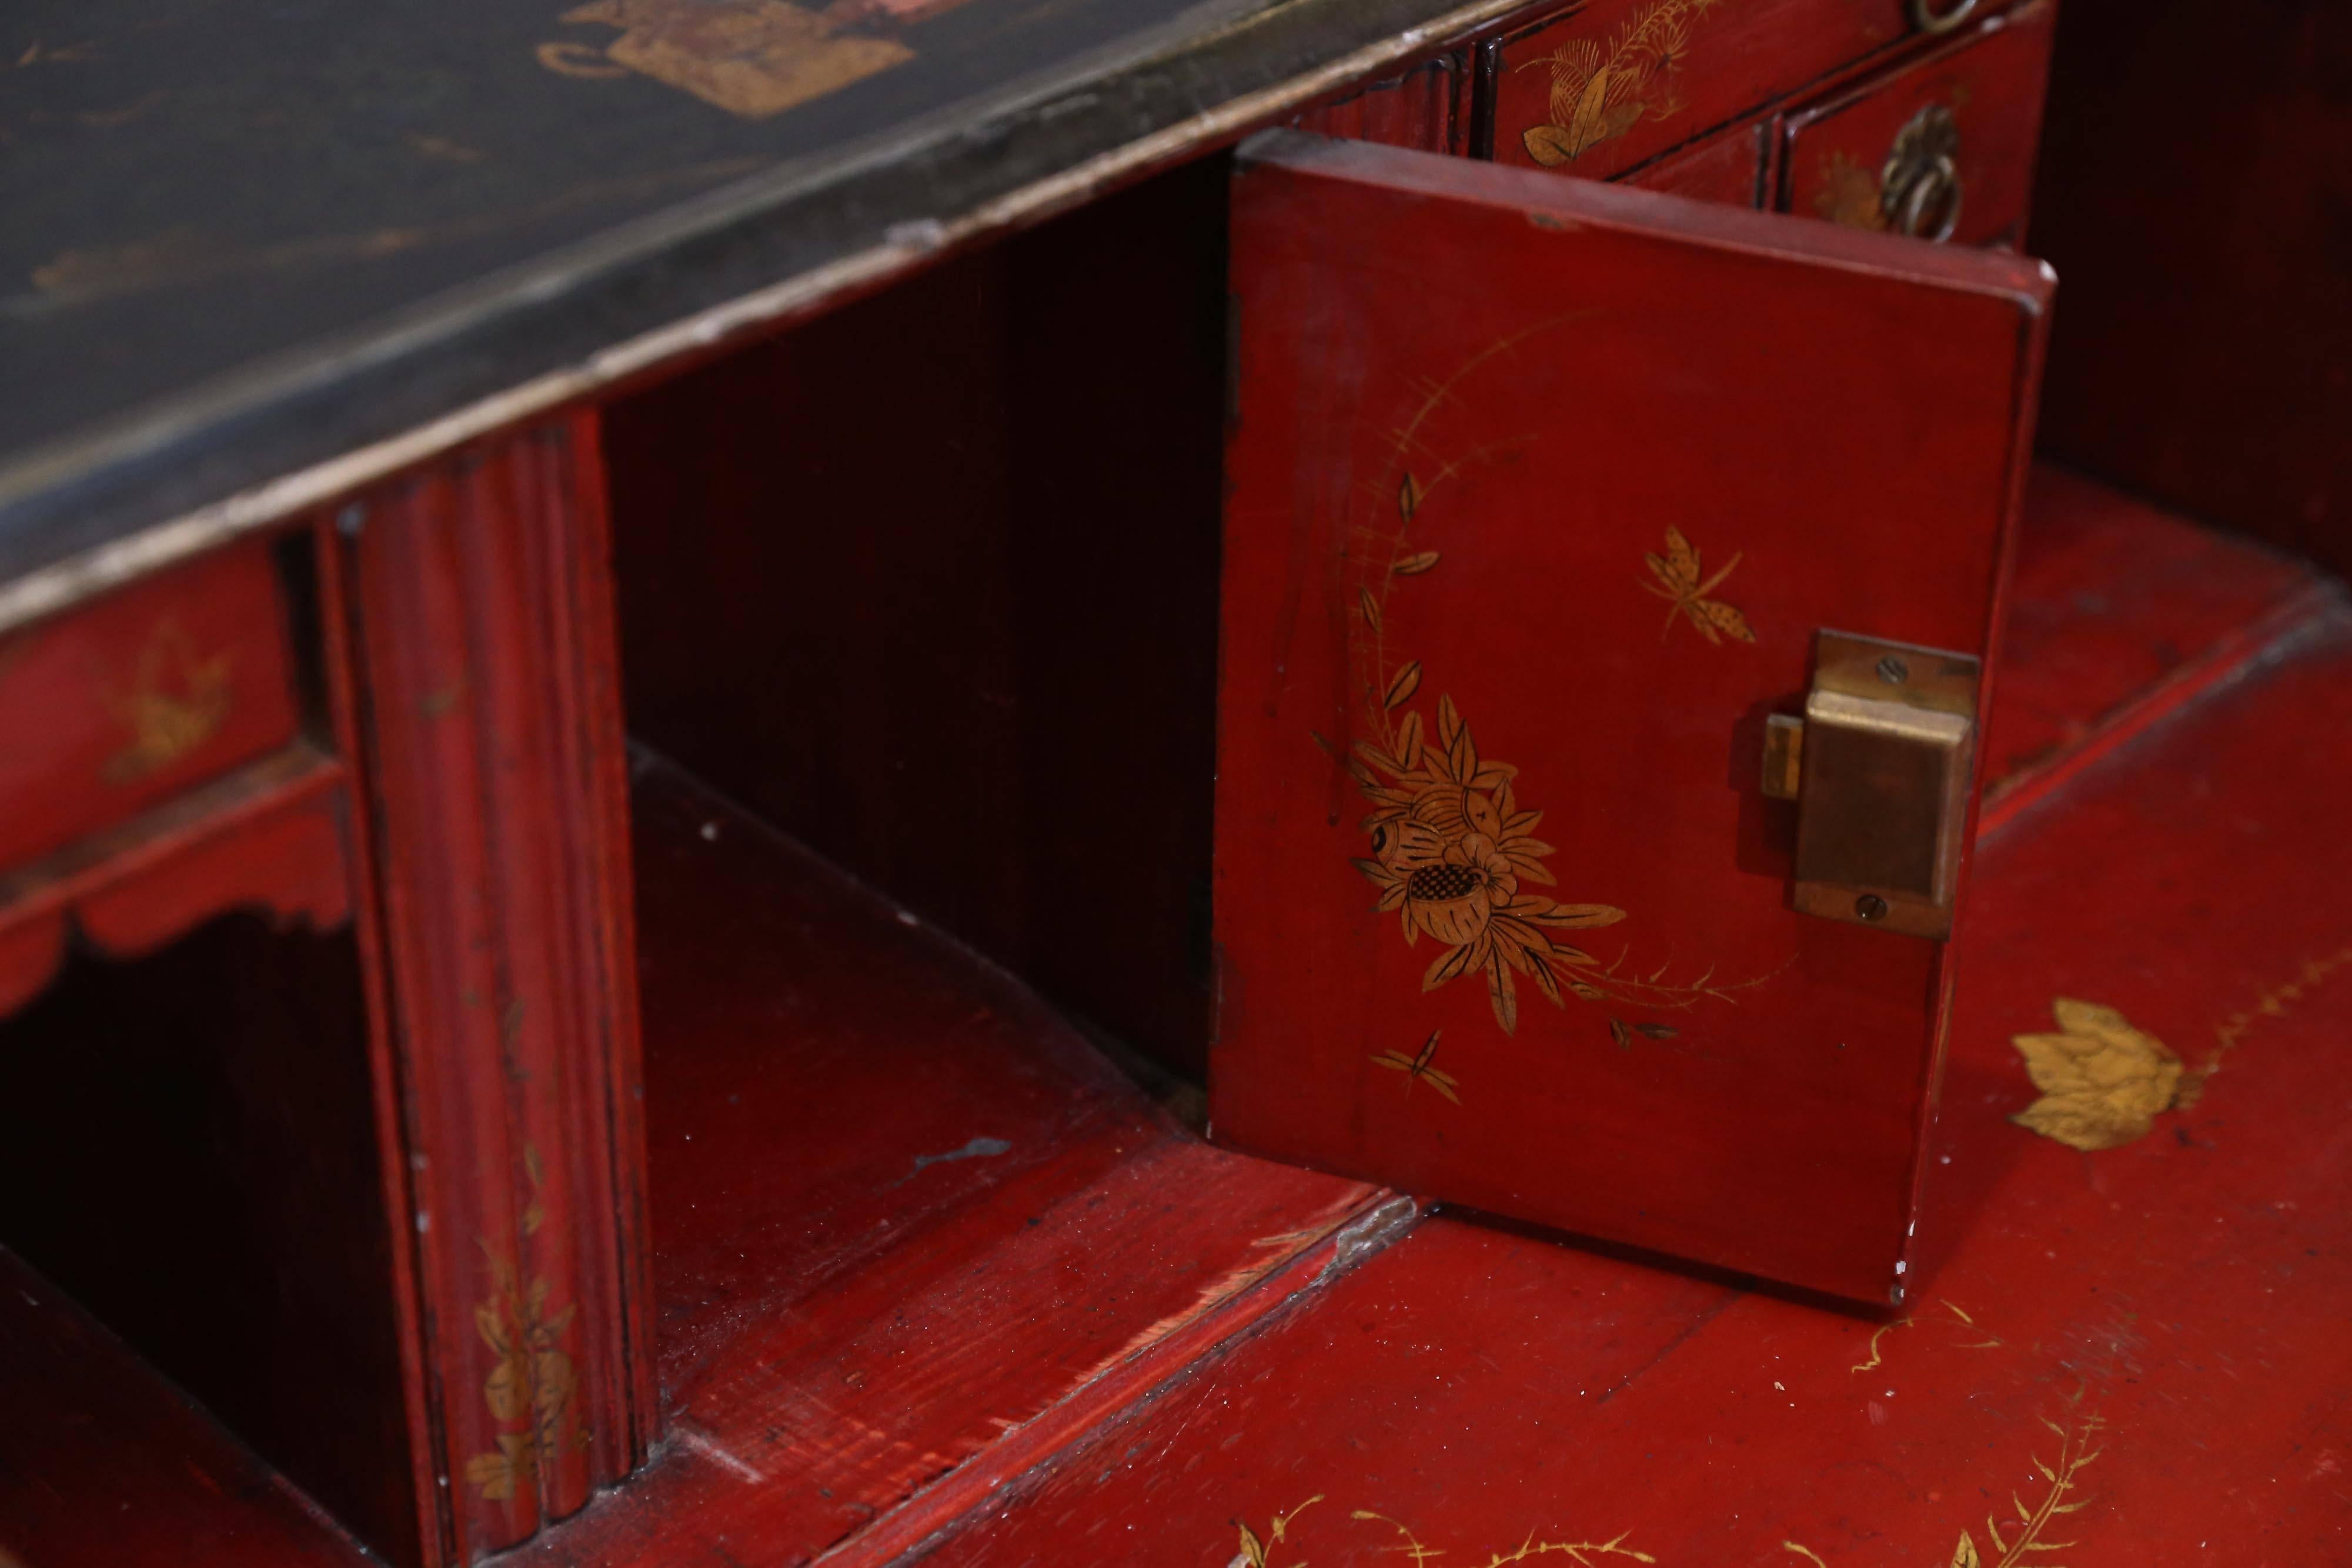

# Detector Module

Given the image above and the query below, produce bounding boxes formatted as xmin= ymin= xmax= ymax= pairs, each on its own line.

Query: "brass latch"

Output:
xmin=1760 ymin=630 xmax=1981 ymax=940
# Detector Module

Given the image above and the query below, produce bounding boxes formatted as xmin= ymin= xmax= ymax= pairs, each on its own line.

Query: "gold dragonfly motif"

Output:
xmin=1371 ymin=1028 xmax=1461 ymax=1104
xmin=1640 ymin=526 xmax=1754 ymax=646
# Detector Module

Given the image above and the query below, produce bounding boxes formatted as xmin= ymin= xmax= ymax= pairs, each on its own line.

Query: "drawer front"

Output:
xmin=1622 ymin=120 xmax=1768 ymax=203
xmin=0 ymin=540 xmax=302 ymax=872
xmin=1293 ymin=56 xmax=1462 ymax=155
xmin=1778 ymin=0 xmax=2055 ymax=248
xmin=1485 ymin=0 xmax=1974 ymax=183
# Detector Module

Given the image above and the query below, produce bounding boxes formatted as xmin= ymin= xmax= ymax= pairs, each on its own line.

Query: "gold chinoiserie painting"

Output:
xmin=1329 ymin=335 xmax=1774 ymax=1101
xmin=1518 ymin=0 xmax=1732 ymax=166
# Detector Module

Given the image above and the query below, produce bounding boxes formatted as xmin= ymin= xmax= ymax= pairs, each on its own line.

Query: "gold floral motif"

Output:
xmin=1349 ymin=689 xmax=1632 ymax=1037
xmin=105 ymin=619 xmax=232 ymax=784
xmin=462 ymin=1249 xmax=589 ymax=1500
xmin=1792 ymin=1409 xmax=2106 ymax=1568
xmin=1231 ymin=1411 xmax=2102 ymax=1567
xmin=1638 ymin=526 xmax=1753 ymax=646
xmin=1335 ymin=335 xmax=1772 ymax=1062
xmin=1234 ymin=1495 xmax=1323 ymax=1567
xmin=463 ymin=1148 xmax=590 ymax=1502
xmin=1233 ymin=1499 xmax=1653 ymax=1567
xmin=1943 ymin=1411 xmax=2103 ymax=1568
xmin=1812 ymin=151 xmax=1889 ymax=231
xmin=2009 ymin=999 xmax=2184 ymax=1152
xmin=1518 ymin=0 xmax=1728 ymax=166
xmin=1815 ymin=106 xmax=1964 ymax=237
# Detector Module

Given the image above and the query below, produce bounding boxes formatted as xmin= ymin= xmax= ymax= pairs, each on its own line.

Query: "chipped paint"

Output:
xmin=674 ymin=1423 xmax=768 ymax=1484
xmin=885 ymin=1135 xmax=1011 ymax=1188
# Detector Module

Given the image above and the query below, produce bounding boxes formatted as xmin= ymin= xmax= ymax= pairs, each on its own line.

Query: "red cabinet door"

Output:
xmin=1211 ymin=131 xmax=2050 ymax=1305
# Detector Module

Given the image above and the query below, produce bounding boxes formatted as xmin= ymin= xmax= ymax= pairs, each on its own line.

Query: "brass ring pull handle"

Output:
xmin=1879 ymin=105 xmax=1963 ymax=243
xmin=1906 ymin=0 xmax=1977 ymax=35
xmin=1889 ymin=154 xmax=1962 ymax=240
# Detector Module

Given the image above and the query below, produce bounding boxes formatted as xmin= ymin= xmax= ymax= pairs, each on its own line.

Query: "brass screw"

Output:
xmin=1855 ymin=894 xmax=1889 ymax=921
xmin=1875 ymin=654 xmax=1909 ymax=684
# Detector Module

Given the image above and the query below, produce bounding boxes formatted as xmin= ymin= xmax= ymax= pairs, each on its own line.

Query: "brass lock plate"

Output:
xmin=1761 ymin=630 xmax=1980 ymax=939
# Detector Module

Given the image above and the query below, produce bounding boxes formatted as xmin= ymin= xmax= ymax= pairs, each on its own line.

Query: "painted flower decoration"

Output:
xmin=2009 ymin=998 xmax=2190 ymax=1151
xmin=1350 ymin=695 xmax=1627 ymax=1032
xmin=1335 ymin=449 xmax=1774 ymax=1066
xmin=1382 ymin=831 xmax=1517 ymax=946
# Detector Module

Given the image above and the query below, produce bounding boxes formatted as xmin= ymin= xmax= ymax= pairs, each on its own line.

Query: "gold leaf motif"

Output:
xmin=1638 ymin=526 xmax=1754 ymax=647
xmin=1516 ymin=0 xmax=1726 ymax=165
xmin=105 ymin=620 xmax=233 ymax=784
xmin=1395 ymin=711 xmax=1424 ymax=771
xmin=1398 ymin=473 xmax=1424 ymax=520
xmin=1235 ymin=1415 xmax=2104 ymax=1568
xmin=1232 ymin=1496 xmax=1324 ymax=1568
xmin=1814 ymin=151 xmax=1889 ymax=230
xmin=1523 ymin=123 xmax=1581 ymax=166
xmin=2009 ymin=998 xmax=2183 ymax=1151
xmin=1382 ymin=661 xmax=1422 ymax=710
xmin=463 ymin=1253 xmax=589 ymax=1500
xmin=1786 ymin=1409 xmax=2104 ymax=1568
xmin=463 ymin=1151 xmax=590 ymax=1501
xmin=1392 ymin=550 xmax=1441 ymax=576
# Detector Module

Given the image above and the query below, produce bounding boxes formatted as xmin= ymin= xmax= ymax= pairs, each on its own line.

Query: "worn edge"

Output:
xmin=0 ymin=0 xmax=1539 ymax=639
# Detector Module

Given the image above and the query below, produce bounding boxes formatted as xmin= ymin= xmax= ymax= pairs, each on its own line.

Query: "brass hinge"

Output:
xmin=1761 ymin=630 xmax=1980 ymax=940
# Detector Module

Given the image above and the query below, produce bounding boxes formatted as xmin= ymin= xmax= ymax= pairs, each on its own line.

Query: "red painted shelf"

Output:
xmin=513 ymin=760 xmax=1380 ymax=1568
xmin=1982 ymin=463 xmax=2328 ymax=832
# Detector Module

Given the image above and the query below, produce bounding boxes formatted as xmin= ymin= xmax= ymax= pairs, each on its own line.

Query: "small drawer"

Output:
xmin=1622 ymin=120 xmax=1768 ymax=204
xmin=1776 ymin=0 xmax=2056 ymax=247
xmin=0 ymin=539 xmax=303 ymax=874
xmin=1484 ymin=0 xmax=1963 ymax=183
xmin=1292 ymin=56 xmax=1463 ymax=155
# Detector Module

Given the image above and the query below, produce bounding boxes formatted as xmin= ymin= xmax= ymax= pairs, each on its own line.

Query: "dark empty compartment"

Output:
xmin=0 ymin=914 xmax=418 ymax=1566
xmin=605 ymin=155 xmax=1234 ymax=1081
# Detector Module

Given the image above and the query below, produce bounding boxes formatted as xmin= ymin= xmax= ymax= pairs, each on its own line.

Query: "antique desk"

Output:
xmin=2 ymin=2 xmax=2347 ymax=1566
